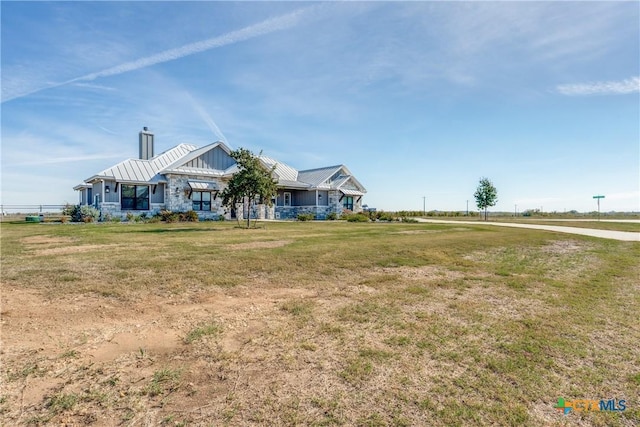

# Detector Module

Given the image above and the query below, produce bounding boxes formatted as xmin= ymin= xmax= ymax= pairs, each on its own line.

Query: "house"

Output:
xmin=74 ymin=128 xmax=366 ymax=220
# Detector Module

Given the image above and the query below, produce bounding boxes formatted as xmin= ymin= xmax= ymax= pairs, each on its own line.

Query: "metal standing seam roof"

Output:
xmin=163 ymin=167 xmax=225 ymax=177
xmin=77 ymin=141 xmax=366 ymax=193
xmin=188 ymin=180 xmax=219 ymax=190
xmin=338 ymin=188 xmax=366 ymax=196
xmin=84 ymin=143 xmax=197 ymax=183
xmin=259 ymin=156 xmax=299 ymax=182
xmin=297 ymin=165 xmax=344 ymax=187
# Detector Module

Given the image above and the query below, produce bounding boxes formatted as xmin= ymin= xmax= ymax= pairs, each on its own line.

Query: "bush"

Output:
xmin=67 ymin=205 xmax=99 ymax=223
xmin=326 ymin=212 xmax=338 ymax=221
xmin=182 ymin=210 xmax=199 ymax=222
xmin=126 ymin=212 xmax=135 ymax=222
xmin=401 ymin=217 xmax=419 ymax=223
xmin=297 ymin=213 xmax=315 ymax=221
xmin=62 ymin=203 xmax=76 ymax=216
xmin=378 ymin=212 xmax=395 ymax=222
xmin=216 ymin=215 xmax=226 ymax=221
xmin=344 ymin=213 xmax=369 ymax=222
xmin=159 ymin=210 xmax=178 ymax=223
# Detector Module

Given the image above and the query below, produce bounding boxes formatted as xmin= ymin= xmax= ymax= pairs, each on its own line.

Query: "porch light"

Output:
xmin=105 ymin=185 xmax=110 ymax=193
xmin=318 ymin=194 xmax=322 ymax=198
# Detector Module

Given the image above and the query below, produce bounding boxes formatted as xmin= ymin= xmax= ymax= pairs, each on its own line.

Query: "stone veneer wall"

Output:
xmin=275 ymin=206 xmax=335 ymax=220
xmin=164 ymin=175 xmax=228 ymax=220
xmin=97 ymin=175 xmax=230 ymax=220
xmin=98 ymin=179 xmax=362 ymax=221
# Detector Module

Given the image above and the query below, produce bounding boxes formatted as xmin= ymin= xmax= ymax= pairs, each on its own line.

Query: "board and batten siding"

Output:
xmin=185 ymin=146 xmax=235 ymax=170
xmin=104 ymin=180 xmax=118 ymax=203
xmin=277 ymin=190 xmax=324 ymax=206
xmin=150 ymin=184 xmax=164 ymax=204
xmin=318 ymin=190 xmax=329 ymax=206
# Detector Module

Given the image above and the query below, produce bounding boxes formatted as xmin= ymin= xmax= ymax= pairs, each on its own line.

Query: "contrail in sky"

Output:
xmin=2 ymin=5 xmax=319 ymax=103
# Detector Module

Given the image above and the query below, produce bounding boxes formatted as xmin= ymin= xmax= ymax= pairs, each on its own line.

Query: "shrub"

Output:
xmin=62 ymin=203 xmax=76 ymax=216
xmin=216 ymin=215 xmax=226 ymax=221
xmin=70 ymin=205 xmax=99 ymax=223
xmin=297 ymin=213 xmax=315 ymax=221
xmin=126 ymin=212 xmax=135 ymax=222
xmin=183 ymin=210 xmax=199 ymax=222
xmin=344 ymin=213 xmax=369 ymax=222
xmin=326 ymin=212 xmax=338 ymax=221
xmin=111 ymin=216 xmax=122 ymax=223
xmin=378 ymin=212 xmax=395 ymax=222
xmin=159 ymin=210 xmax=178 ymax=222
xmin=401 ymin=217 xmax=419 ymax=223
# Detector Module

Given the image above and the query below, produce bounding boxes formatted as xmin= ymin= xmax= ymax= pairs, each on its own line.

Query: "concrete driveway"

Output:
xmin=415 ymin=219 xmax=640 ymax=242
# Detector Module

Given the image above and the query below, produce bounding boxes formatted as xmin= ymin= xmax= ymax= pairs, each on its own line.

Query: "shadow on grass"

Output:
xmin=135 ymin=227 xmax=224 ymax=233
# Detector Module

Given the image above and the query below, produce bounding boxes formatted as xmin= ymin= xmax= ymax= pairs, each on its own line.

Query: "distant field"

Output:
xmin=422 ymin=217 xmax=640 ymax=232
xmin=1 ymin=221 xmax=638 ymax=426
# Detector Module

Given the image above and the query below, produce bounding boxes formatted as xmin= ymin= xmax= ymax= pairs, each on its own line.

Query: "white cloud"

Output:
xmin=556 ymin=76 xmax=640 ymax=96
xmin=1 ymin=4 xmax=321 ymax=103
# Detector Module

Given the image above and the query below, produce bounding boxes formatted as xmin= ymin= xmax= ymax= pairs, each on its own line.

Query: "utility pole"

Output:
xmin=466 ymin=200 xmax=469 ymax=216
xmin=515 ymin=204 xmax=517 ymax=217
xmin=422 ymin=196 xmax=426 ymax=216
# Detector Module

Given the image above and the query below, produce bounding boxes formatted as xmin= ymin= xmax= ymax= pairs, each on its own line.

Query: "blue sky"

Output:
xmin=2 ymin=1 xmax=639 ymax=213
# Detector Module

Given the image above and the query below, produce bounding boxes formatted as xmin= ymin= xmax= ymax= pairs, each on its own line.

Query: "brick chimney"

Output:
xmin=139 ymin=127 xmax=154 ymax=160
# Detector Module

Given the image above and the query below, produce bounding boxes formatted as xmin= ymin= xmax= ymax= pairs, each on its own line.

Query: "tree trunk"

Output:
xmin=246 ymin=198 xmax=251 ymax=229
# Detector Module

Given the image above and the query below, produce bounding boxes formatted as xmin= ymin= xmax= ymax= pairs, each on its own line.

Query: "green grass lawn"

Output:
xmin=419 ymin=216 xmax=640 ymax=232
xmin=488 ymin=219 xmax=640 ymax=232
xmin=1 ymin=220 xmax=638 ymax=426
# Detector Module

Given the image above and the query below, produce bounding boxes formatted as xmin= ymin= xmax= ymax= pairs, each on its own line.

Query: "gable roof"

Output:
xmin=85 ymin=143 xmax=197 ymax=183
xmin=257 ymin=159 xmax=367 ymax=193
xmin=259 ymin=155 xmax=299 ymax=182
xmin=77 ymin=139 xmax=365 ymax=194
xmin=160 ymin=141 xmax=232 ymax=175
xmin=297 ymin=165 xmax=344 ymax=188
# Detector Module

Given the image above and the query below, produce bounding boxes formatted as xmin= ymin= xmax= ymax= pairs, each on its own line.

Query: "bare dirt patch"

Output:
xmin=1 ymin=283 xmax=317 ymax=425
xmin=225 ymin=240 xmax=292 ymax=250
xmin=374 ymin=265 xmax=465 ymax=281
xmin=393 ymin=227 xmax=470 ymax=235
xmin=541 ymin=240 xmax=593 ymax=254
xmin=34 ymin=244 xmax=122 ymax=256
xmin=20 ymin=235 xmax=75 ymax=246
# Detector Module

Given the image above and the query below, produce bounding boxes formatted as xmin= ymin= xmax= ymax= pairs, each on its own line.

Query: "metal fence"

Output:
xmin=1 ymin=204 xmax=67 ymax=215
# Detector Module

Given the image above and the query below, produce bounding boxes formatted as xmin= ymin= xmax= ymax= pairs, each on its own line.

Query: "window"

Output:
xmin=342 ymin=196 xmax=354 ymax=211
xmin=121 ymin=185 xmax=149 ymax=210
xmin=284 ymin=192 xmax=291 ymax=207
xmin=192 ymin=191 xmax=211 ymax=211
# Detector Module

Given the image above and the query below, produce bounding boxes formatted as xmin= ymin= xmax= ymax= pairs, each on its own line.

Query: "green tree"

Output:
xmin=220 ymin=148 xmax=278 ymax=228
xmin=474 ymin=177 xmax=498 ymax=221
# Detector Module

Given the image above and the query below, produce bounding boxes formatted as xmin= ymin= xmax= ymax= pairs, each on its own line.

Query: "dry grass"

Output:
xmin=1 ymin=220 xmax=638 ymax=426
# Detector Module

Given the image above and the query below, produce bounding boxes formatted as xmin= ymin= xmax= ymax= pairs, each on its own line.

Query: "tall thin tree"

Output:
xmin=221 ymin=148 xmax=278 ymax=228
xmin=474 ymin=177 xmax=498 ymax=221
